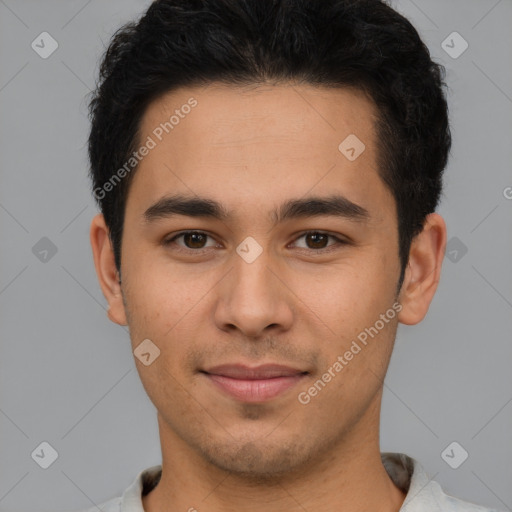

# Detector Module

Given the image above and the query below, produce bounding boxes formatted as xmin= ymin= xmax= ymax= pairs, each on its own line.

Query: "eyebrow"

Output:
xmin=143 ymin=193 xmax=370 ymax=225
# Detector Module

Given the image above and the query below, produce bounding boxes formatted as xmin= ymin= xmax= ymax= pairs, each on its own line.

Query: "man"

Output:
xmin=84 ymin=0 xmax=499 ymax=510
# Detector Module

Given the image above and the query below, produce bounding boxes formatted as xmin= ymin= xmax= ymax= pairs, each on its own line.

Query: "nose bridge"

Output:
xmin=230 ymin=243 xmax=278 ymax=309
xmin=234 ymin=249 xmax=274 ymax=299
xmin=214 ymin=241 xmax=293 ymax=335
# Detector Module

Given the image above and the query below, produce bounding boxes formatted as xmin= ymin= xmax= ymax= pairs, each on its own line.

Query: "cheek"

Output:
xmin=126 ymin=280 xmax=206 ymax=343
xmin=122 ymin=246 xmax=212 ymax=327
xmin=291 ymin=258 xmax=392 ymax=333
xmin=122 ymin=268 xmax=221 ymax=383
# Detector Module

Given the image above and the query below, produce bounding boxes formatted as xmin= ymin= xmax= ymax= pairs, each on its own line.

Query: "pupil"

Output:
xmin=185 ymin=232 xmax=206 ymax=248
xmin=307 ymin=232 xmax=327 ymax=248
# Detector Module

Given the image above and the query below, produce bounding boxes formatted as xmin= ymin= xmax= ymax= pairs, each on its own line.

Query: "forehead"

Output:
xmin=141 ymin=82 xmax=377 ymax=152
xmin=128 ymin=82 xmax=395 ymax=224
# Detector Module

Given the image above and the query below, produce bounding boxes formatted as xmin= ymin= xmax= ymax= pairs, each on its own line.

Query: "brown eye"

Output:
xmin=304 ymin=232 xmax=329 ymax=249
xmin=182 ymin=232 xmax=208 ymax=248
xmin=163 ymin=231 xmax=218 ymax=251
xmin=291 ymin=231 xmax=347 ymax=252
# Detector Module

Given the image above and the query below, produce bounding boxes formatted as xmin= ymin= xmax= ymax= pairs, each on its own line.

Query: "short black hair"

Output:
xmin=88 ymin=0 xmax=451 ymax=291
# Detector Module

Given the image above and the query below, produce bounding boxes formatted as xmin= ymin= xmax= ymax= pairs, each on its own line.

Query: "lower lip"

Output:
xmin=204 ymin=373 xmax=306 ymax=402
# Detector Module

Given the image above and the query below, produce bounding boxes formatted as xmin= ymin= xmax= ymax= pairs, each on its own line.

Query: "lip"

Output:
xmin=202 ymin=364 xmax=308 ymax=403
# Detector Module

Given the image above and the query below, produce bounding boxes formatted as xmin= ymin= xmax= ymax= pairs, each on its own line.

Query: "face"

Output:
xmin=91 ymin=82 xmax=443 ymax=478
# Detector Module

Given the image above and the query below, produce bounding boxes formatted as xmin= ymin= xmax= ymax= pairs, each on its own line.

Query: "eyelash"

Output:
xmin=162 ymin=230 xmax=348 ymax=254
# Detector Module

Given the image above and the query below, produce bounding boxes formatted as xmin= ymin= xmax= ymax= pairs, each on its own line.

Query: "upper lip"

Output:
xmin=202 ymin=364 xmax=307 ymax=380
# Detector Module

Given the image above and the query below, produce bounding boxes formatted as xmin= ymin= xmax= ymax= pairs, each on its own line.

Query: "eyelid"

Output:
xmin=163 ymin=229 xmax=349 ymax=253
xmin=163 ymin=230 xmax=219 ymax=250
xmin=289 ymin=230 xmax=349 ymax=251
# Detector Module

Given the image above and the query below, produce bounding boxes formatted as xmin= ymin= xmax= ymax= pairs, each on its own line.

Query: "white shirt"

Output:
xmin=77 ymin=452 xmax=501 ymax=511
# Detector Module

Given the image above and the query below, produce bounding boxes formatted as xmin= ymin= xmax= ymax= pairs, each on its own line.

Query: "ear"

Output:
xmin=397 ymin=212 xmax=447 ymax=325
xmin=90 ymin=213 xmax=128 ymax=326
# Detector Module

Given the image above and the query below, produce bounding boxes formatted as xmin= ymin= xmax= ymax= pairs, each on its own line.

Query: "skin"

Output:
xmin=90 ymin=82 xmax=446 ymax=512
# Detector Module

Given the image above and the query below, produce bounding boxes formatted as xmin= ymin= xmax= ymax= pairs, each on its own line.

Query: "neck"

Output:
xmin=142 ymin=396 xmax=406 ymax=512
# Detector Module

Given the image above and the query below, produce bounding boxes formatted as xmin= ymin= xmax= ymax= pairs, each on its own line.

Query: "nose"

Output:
xmin=213 ymin=246 xmax=294 ymax=338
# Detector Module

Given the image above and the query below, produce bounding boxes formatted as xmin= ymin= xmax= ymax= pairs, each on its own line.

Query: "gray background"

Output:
xmin=0 ymin=0 xmax=511 ymax=510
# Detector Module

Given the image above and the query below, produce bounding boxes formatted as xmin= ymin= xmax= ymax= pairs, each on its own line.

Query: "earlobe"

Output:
xmin=397 ymin=213 xmax=447 ymax=326
xmin=90 ymin=213 xmax=128 ymax=326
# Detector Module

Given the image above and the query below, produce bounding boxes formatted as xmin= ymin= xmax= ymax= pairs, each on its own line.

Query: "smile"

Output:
xmin=201 ymin=364 xmax=308 ymax=403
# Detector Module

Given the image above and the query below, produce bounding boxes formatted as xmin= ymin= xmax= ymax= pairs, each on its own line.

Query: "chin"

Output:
xmin=197 ymin=437 xmax=315 ymax=481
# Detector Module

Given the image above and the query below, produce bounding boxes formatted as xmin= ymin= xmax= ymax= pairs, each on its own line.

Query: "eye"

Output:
xmin=162 ymin=230 xmax=348 ymax=255
xmin=163 ymin=231 xmax=219 ymax=251
xmin=291 ymin=231 xmax=347 ymax=251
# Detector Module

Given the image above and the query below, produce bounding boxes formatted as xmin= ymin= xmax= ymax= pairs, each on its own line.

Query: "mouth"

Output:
xmin=200 ymin=364 xmax=309 ymax=403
